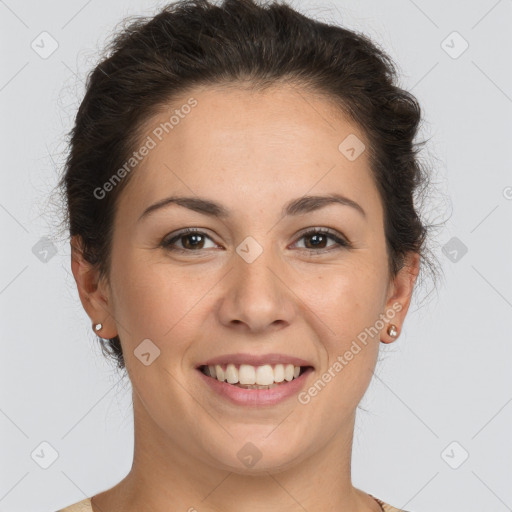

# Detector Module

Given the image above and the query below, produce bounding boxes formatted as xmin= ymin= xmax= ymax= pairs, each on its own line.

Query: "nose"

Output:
xmin=216 ymin=245 xmax=297 ymax=334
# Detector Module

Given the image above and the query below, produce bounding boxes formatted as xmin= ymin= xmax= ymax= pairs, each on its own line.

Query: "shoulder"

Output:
xmin=55 ymin=497 xmax=93 ymax=512
xmin=56 ymin=495 xmax=412 ymax=512
xmin=370 ymin=494 xmax=413 ymax=512
xmin=55 ymin=495 xmax=411 ymax=512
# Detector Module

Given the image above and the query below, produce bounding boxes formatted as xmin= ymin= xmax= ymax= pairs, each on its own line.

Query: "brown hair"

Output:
xmin=57 ymin=0 xmax=442 ymax=371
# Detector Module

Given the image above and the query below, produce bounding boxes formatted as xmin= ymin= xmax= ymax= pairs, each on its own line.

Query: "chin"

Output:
xmin=203 ymin=433 xmax=312 ymax=475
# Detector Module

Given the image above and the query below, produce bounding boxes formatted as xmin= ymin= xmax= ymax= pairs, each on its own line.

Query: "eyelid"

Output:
xmin=161 ymin=227 xmax=219 ymax=249
xmin=291 ymin=227 xmax=351 ymax=251
xmin=161 ymin=226 xmax=351 ymax=253
xmin=294 ymin=226 xmax=349 ymax=242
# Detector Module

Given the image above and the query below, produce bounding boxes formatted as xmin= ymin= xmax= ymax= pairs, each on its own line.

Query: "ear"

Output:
xmin=70 ymin=235 xmax=118 ymax=339
xmin=380 ymin=251 xmax=420 ymax=343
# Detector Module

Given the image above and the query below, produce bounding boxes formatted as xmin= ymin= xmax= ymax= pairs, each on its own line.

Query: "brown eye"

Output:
xmin=293 ymin=229 xmax=350 ymax=253
xmin=162 ymin=228 xmax=217 ymax=252
xmin=161 ymin=227 xmax=350 ymax=255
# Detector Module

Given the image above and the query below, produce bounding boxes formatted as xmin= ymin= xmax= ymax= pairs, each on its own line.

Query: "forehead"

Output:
xmin=117 ymin=82 xmax=380 ymax=220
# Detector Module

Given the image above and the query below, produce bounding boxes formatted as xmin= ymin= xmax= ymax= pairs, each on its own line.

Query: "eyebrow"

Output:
xmin=138 ymin=193 xmax=366 ymax=222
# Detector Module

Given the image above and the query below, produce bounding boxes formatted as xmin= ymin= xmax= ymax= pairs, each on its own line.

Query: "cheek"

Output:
xmin=304 ymin=273 xmax=383 ymax=415
xmin=306 ymin=262 xmax=385 ymax=332
xmin=306 ymin=263 xmax=386 ymax=389
xmin=110 ymin=252 xmax=217 ymax=346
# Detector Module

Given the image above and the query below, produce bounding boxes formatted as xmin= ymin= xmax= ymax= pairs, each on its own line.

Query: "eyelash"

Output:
xmin=161 ymin=227 xmax=351 ymax=255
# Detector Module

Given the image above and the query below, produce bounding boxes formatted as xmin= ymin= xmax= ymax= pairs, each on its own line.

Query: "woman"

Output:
xmin=57 ymin=0 xmax=439 ymax=510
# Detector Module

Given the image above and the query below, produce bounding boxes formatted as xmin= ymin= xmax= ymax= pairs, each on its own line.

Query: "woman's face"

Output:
xmin=77 ymin=83 xmax=418 ymax=473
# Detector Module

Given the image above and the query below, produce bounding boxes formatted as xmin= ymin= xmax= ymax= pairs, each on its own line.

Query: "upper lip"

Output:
xmin=196 ymin=353 xmax=314 ymax=368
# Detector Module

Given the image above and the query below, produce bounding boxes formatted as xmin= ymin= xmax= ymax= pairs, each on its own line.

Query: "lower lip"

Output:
xmin=196 ymin=367 xmax=314 ymax=406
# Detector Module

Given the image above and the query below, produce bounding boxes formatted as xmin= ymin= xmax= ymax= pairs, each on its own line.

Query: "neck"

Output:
xmin=92 ymin=393 xmax=381 ymax=512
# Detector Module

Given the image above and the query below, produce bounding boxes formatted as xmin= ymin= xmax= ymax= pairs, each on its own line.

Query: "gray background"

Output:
xmin=1 ymin=0 xmax=511 ymax=511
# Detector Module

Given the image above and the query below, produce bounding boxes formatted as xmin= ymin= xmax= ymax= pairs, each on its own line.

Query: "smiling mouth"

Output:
xmin=198 ymin=364 xmax=313 ymax=389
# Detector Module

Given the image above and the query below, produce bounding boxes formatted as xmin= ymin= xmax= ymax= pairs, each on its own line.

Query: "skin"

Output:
xmin=71 ymin=82 xmax=420 ymax=512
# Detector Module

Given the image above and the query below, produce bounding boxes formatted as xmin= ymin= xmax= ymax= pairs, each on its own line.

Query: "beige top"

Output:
xmin=57 ymin=495 xmax=411 ymax=511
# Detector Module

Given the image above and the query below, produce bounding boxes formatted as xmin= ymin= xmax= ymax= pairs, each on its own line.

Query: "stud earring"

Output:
xmin=93 ymin=322 xmax=103 ymax=332
xmin=387 ymin=324 xmax=398 ymax=338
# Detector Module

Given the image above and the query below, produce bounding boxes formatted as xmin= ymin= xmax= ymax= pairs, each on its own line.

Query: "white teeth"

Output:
xmin=215 ymin=365 xmax=225 ymax=382
xmin=239 ymin=364 xmax=256 ymax=384
xmin=273 ymin=364 xmax=285 ymax=382
xmin=203 ymin=363 xmax=304 ymax=385
xmin=284 ymin=364 xmax=294 ymax=382
xmin=226 ymin=363 xmax=238 ymax=384
xmin=255 ymin=365 xmax=274 ymax=386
